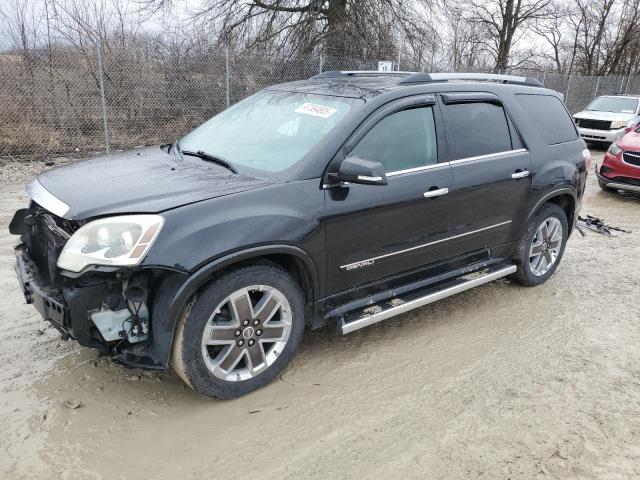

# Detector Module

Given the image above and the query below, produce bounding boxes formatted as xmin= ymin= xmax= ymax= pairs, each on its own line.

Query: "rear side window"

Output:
xmin=350 ymin=107 xmax=437 ymax=173
xmin=515 ymin=94 xmax=578 ymax=145
xmin=443 ymin=102 xmax=512 ymax=160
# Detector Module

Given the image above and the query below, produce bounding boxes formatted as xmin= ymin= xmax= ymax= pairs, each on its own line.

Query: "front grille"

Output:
xmin=577 ymin=119 xmax=612 ymax=130
xmin=623 ymin=151 xmax=640 ymax=167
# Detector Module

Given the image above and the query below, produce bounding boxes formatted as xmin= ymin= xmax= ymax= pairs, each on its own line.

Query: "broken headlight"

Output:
xmin=57 ymin=215 xmax=164 ymax=272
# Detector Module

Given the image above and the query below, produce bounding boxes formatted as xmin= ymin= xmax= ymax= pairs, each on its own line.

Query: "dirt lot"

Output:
xmin=1 ymin=150 xmax=639 ymax=479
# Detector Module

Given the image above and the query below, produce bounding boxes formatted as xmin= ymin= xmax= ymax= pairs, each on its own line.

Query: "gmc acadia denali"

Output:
xmin=10 ymin=72 xmax=589 ymax=398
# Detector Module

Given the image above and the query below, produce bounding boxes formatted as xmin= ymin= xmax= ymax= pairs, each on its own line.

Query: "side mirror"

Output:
xmin=335 ymin=155 xmax=388 ymax=186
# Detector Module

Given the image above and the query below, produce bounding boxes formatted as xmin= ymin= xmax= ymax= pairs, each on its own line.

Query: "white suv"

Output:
xmin=573 ymin=95 xmax=640 ymax=144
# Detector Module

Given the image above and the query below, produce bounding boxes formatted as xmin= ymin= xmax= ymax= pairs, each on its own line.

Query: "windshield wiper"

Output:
xmin=181 ymin=149 xmax=238 ymax=174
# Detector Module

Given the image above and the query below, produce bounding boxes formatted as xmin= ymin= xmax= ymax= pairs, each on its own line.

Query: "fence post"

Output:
xmin=542 ymin=69 xmax=546 ymax=86
xmin=565 ymin=73 xmax=572 ymax=103
xmin=319 ymin=53 xmax=324 ymax=74
xmin=594 ymin=76 xmax=600 ymax=98
xmin=225 ymin=46 xmax=230 ymax=108
xmin=624 ymin=75 xmax=630 ymax=94
xmin=397 ymin=43 xmax=401 ymax=71
xmin=619 ymin=75 xmax=624 ymax=93
xmin=96 ymin=39 xmax=110 ymax=154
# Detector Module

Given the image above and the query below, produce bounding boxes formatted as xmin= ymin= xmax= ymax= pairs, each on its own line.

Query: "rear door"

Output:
xmin=441 ymin=93 xmax=533 ymax=257
xmin=323 ymin=96 xmax=453 ymax=296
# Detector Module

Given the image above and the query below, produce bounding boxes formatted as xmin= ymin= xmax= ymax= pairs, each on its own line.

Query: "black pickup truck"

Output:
xmin=10 ymin=71 xmax=589 ymax=398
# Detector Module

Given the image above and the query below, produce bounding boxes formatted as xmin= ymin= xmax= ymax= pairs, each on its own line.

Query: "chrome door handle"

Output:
xmin=423 ymin=187 xmax=449 ymax=198
xmin=511 ymin=170 xmax=530 ymax=179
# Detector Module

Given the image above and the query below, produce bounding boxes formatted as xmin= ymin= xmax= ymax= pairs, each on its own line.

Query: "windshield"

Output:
xmin=179 ymin=90 xmax=362 ymax=173
xmin=586 ymin=96 xmax=639 ymax=114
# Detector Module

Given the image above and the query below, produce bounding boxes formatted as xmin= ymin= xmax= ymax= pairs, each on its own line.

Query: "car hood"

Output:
xmin=617 ymin=130 xmax=640 ymax=150
xmin=29 ymin=147 xmax=272 ymax=220
xmin=573 ymin=111 xmax=637 ymax=122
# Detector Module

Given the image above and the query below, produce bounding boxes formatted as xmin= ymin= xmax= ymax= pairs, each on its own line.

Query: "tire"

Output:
xmin=512 ymin=203 xmax=568 ymax=287
xmin=171 ymin=262 xmax=305 ymax=398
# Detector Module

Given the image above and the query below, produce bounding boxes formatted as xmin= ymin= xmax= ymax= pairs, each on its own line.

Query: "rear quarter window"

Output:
xmin=515 ymin=94 xmax=578 ymax=145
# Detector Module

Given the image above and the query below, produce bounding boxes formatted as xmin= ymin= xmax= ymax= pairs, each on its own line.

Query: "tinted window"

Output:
xmin=444 ymin=102 xmax=512 ymax=160
xmin=516 ymin=94 xmax=578 ymax=145
xmin=350 ymin=107 xmax=437 ymax=172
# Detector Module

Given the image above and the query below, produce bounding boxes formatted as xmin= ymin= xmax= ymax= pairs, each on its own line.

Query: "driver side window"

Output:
xmin=349 ymin=107 xmax=437 ymax=173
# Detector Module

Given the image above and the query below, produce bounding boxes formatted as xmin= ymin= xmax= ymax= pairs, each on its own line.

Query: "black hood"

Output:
xmin=32 ymin=147 xmax=271 ymax=220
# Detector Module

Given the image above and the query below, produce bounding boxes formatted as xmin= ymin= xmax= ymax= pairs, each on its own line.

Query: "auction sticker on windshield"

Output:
xmin=295 ymin=103 xmax=338 ymax=118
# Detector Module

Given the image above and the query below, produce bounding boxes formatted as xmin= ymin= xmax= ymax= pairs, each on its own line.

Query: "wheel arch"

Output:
xmin=524 ymin=188 xmax=576 ymax=237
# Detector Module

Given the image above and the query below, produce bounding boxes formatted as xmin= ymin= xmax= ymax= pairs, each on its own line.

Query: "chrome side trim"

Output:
xmin=605 ymin=182 xmax=640 ymax=193
xmin=387 ymin=162 xmax=448 ymax=177
xmin=449 ymin=148 xmax=527 ymax=165
xmin=26 ymin=178 xmax=70 ymax=218
xmin=385 ymin=149 xmax=528 ymax=178
xmin=339 ymin=265 xmax=517 ymax=334
xmin=339 ymin=220 xmax=512 ymax=271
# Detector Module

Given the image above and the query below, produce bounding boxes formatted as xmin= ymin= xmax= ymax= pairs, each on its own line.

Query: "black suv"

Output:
xmin=10 ymin=72 xmax=589 ymax=398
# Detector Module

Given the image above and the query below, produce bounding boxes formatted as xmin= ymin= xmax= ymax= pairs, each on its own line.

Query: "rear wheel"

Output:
xmin=171 ymin=263 xmax=305 ymax=398
xmin=513 ymin=203 xmax=568 ymax=286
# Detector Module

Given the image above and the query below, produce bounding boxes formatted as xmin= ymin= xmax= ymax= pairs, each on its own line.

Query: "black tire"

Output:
xmin=171 ymin=262 xmax=305 ymax=398
xmin=512 ymin=203 xmax=568 ymax=287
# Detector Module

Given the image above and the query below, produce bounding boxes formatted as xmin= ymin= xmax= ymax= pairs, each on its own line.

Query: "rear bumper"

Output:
xmin=578 ymin=127 xmax=625 ymax=143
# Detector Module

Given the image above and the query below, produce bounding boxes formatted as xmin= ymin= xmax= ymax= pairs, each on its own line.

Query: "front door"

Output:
xmin=323 ymin=99 xmax=453 ymax=297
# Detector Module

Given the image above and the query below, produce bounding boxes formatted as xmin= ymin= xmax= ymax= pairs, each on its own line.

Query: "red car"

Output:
xmin=597 ymin=127 xmax=640 ymax=193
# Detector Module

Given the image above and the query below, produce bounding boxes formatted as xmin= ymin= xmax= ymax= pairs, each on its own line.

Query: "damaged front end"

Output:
xmin=11 ymin=203 xmax=186 ymax=371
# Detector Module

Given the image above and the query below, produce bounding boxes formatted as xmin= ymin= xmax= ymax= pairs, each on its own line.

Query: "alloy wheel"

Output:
xmin=529 ymin=217 xmax=563 ymax=277
xmin=200 ymin=285 xmax=292 ymax=381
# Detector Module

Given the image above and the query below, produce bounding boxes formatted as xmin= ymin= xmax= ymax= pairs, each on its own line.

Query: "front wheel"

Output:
xmin=171 ymin=263 xmax=305 ymax=398
xmin=513 ymin=203 xmax=568 ymax=286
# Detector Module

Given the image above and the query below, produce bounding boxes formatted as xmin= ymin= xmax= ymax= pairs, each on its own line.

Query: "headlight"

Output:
xmin=608 ymin=143 xmax=623 ymax=156
xmin=57 ymin=215 xmax=164 ymax=272
xmin=610 ymin=120 xmax=628 ymax=129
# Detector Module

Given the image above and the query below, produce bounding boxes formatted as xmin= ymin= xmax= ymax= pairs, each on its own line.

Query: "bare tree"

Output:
xmin=143 ymin=0 xmax=437 ymax=60
xmin=468 ymin=0 xmax=551 ymax=72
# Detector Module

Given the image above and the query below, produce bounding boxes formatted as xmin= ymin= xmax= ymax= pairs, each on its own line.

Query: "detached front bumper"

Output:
xmin=14 ymin=244 xmax=188 ymax=371
xmin=578 ymin=127 xmax=626 ymax=143
xmin=15 ymin=247 xmax=70 ymax=337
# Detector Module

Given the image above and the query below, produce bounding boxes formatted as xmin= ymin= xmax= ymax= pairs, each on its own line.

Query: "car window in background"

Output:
xmin=516 ymin=94 xmax=578 ymax=145
xmin=443 ymin=102 xmax=512 ymax=160
xmin=586 ymin=96 xmax=639 ymax=114
xmin=349 ymin=107 xmax=437 ymax=172
xmin=179 ymin=90 xmax=362 ymax=173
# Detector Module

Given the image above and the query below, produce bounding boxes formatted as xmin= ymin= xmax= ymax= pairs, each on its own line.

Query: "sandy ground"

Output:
xmin=1 ymin=151 xmax=639 ymax=480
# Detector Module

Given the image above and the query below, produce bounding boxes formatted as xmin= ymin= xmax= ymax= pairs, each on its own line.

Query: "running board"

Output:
xmin=339 ymin=264 xmax=517 ymax=334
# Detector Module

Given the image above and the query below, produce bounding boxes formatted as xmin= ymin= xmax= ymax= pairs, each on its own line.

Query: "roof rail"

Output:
xmin=312 ymin=70 xmax=417 ymax=79
xmin=399 ymin=72 xmax=544 ymax=87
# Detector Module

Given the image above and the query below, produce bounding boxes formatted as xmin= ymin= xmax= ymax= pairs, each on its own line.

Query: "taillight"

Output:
xmin=582 ymin=148 xmax=592 ymax=170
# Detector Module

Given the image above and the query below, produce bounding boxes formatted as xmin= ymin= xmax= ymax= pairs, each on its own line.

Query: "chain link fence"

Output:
xmin=1 ymin=44 xmax=640 ymax=160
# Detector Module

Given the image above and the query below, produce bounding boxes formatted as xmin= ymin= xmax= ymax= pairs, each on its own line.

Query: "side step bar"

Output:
xmin=339 ymin=264 xmax=517 ymax=334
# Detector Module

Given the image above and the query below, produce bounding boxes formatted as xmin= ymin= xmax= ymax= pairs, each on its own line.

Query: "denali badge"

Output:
xmin=342 ymin=259 xmax=375 ymax=271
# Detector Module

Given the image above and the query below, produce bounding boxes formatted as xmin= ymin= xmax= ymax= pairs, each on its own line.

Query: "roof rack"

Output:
xmin=398 ymin=72 xmax=544 ymax=87
xmin=312 ymin=70 xmax=416 ymax=79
